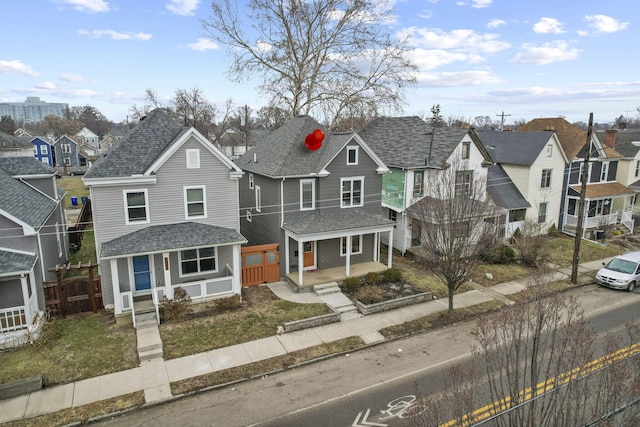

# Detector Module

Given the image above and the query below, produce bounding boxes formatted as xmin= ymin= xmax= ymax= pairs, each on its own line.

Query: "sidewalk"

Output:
xmin=0 ymin=261 xmax=603 ymax=424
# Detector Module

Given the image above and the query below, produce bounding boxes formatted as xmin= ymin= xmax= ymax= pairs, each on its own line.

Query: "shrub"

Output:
xmin=365 ymin=272 xmax=381 ymax=285
xmin=354 ymin=285 xmax=386 ymax=305
xmin=383 ymin=267 xmax=402 ymax=282
xmin=214 ymin=295 xmax=242 ymax=312
xmin=160 ymin=286 xmax=191 ymax=322
xmin=547 ymin=223 xmax=559 ymax=237
xmin=481 ymin=243 xmax=515 ymax=264
xmin=342 ymin=277 xmax=361 ymax=293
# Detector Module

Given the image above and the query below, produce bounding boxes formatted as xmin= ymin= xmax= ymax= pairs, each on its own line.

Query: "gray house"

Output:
xmin=83 ymin=109 xmax=246 ymax=325
xmin=0 ymin=157 xmax=68 ymax=346
xmin=235 ymin=115 xmax=394 ymax=288
xmin=53 ymin=134 xmax=89 ymax=174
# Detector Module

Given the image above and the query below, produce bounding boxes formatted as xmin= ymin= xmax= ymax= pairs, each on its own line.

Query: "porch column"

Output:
xmin=373 ymin=232 xmax=379 ymax=262
xmin=19 ymin=275 xmax=33 ymax=327
xmin=387 ymin=228 xmax=393 ymax=268
xmin=345 ymin=235 xmax=351 ymax=277
xmin=232 ymin=245 xmax=242 ymax=294
xmin=285 ymin=235 xmax=290 ymax=274
xmin=110 ymin=259 xmax=122 ymax=315
xmin=298 ymin=239 xmax=304 ymax=286
xmin=163 ymin=252 xmax=174 ymax=299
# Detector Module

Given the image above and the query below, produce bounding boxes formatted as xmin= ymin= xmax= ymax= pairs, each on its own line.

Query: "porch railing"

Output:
xmin=565 ymin=212 xmax=619 ymax=229
xmin=174 ymin=270 xmax=234 ymax=302
xmin=0 ymin=306 xmax=27 ymax=333
xmin=621 ymin=210 xmax=635 ymax=232
xmin=121 ymin=292 xmax=135 ymax=328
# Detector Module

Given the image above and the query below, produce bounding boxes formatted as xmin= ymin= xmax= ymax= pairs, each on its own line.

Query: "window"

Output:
xmin=540 ymin=169 xmax=552 ymax=188
xmin=61 ymin=143 xmax=71 ymax=154
xmin=184 ymin=186 xmax=206 ymax=218
xmin=124 ymin=190 xmax=149 ymax=224
xmin=461 ymin=141 xmax=470 ymax=159
xmin=246 ymin=210 xmax=252 ymax=222
xmin=341 ymin=177 xmax=363 ymax=207
xmin=389 ymin=210 xmax=397 ymax=221
xmin=453 ymin=221 xmax=470 ymax=238
xmin=180 ymin=247 xmax=217 ymax=276
xmin=300 ymin=179 xmax=315 ymax=210
xmin=600 ymin=162 xmax=608 ymax=181
xmin=510 ymin=209 xmax=526 ymax=222
xmin=538 ymin=202 xmax=547 ymax=223
xmin=347 ymin=146 xmax=358 ymax=165
xmin=455 ymin=171 xmax=473 ymax=198
xmin=249 ymin=173 xmax=254 ymax=189
xmin=63 ymin=157 xmax=70 ymax=166
xmin=636 ymin=161 xmax=640 ymax=178
xmin=413 ymin=171 xmax=424 ymax=197
xmin=41 ymin=145 xmax=48 ymax=154
xmin=33 ymin=146 xmax=38 ymax=155
xmin=546 ymin=144 xmax=553 ymax=157
xmin=255 ymin=185 xmax=262 ymax=212
xmin=340 ymin=235 xmax=362 ymax=256
xmin=186 ymin=149 xmax=200 ymax=169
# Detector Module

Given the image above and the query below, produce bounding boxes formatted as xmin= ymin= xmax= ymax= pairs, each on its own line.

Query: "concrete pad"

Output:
xmin=72 ymin=377 xmax=100 ymax=407
xmin=338 ymin=318 xmax=378 ymax=336
xmin=242 ymin=337 xmax=287 ymax=362
xmin=490 ymin=281 xmax=526 ymax=296
xmin=452 ymin=290 xmax=493 ymax=309
xmin=276 ymin=329 xmax=323 ymax=352
xmin=207 ymin=344 xmax=252 ymax=371
xmin=144 ymin=384 xmax=172 ymax=403
xmin=140 ymin=359 xmax=169 ymax=389
xmin=0 ymin=394 xmax=28 ymax=423
xmin=359 ymin=331 xmax=386 ymax=344
xmin=98 ymin=368 xmax=143 ymax=400
xmin=581 ymin=259 xmax=611 ymax=271
xmin=136 ymin=326 xmax=162 ymax=349
xmin=24 ymin=383 xmax=74 ymax=418
xmin=267 ymin=282 xmax=322 ymax=304
xmin=313 ymin=322 xmax=356 ymax=343
xmin=166 ymin=353 xmax=213 ymax=382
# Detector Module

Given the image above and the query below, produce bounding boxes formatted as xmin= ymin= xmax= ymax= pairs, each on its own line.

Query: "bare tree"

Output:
xmin=0 ymin=115 xmax=17 ymax=135
xmin=68 ymin=105 xmax=114 ymax=137
xmin=202 ymin=0 xmax=416 ymax=126
xmin=429 ymin=104 xmax=446 ymax=128
xmin=409 ymin=157 xmax=498 ymax=320
xmin=30 ymin=115 xmax=83 ymax=140
xmin=256 ymin=103 xmax=290 ymax=129
xmin=128 ymin=89 xmax=168 ymax=122
xmin=172 ymin=87 xmax=217 ymax=137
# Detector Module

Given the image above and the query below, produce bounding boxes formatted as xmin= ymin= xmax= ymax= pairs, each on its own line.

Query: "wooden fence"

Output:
xmin=45 ymin=262 xmax=102 ymax=316
xmin=69 ymin=198 xmax=92 ymax=249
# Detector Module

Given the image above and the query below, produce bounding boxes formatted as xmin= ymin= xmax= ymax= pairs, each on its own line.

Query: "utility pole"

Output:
xmin=496 ymin=110 xmax=511 ymax=131
xmin=571 ymin=112 xmax=594 ymax=284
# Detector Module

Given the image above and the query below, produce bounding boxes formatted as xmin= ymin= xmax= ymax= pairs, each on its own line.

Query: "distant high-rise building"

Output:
xmin=0 ymin=97 xmax=69 ymax=125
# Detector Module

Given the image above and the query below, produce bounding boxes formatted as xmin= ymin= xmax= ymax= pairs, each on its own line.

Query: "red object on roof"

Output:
xmin=305 ymin=129 xmax=324 ymax=151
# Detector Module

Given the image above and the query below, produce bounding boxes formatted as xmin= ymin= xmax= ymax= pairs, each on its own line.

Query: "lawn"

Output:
xmin=56 ymin=176 xmax=90 ymax=209
xmin=543 ymin=234 xmax=634 ymax=266
xmin=0 ymin=314 xmax=138 ymax=387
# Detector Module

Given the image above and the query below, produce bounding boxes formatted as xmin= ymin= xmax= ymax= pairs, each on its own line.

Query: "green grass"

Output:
xmin=67 ymin=230 xmax=96 ymax=264
xmin=56 ymin=176 xmax=90 ymax=209
xmin=543 ymin=234 xmax=628 ymax=266
xmin=0 ymin=314 xmax=138 ymax=387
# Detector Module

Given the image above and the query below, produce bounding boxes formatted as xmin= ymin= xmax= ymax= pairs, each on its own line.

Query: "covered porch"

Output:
xmin=285 ymin=261 xmax=388 ymax=289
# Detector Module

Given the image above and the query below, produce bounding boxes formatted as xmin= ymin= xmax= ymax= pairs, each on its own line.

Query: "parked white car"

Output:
xmin=595 ymin=251 xmax=640 ymax=292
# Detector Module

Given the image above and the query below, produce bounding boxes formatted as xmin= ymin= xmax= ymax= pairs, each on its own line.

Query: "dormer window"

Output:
xmin=347 ymin=146 xmax=358 ymax=165
xmin=186 ymin=149 xmax=200 ymax=169
xmin=461 ymin=141 xmax=470 ymax=159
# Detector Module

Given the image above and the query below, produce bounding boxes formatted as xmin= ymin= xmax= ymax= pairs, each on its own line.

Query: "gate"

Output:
xmin=45 ymin=261 xmax=103 ymax=316
xmin=241 ymin=244 xmax=280 ymax=287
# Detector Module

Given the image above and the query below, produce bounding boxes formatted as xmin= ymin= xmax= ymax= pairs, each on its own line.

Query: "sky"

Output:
xmin=2 ymin=0 xmax=639 ymax=127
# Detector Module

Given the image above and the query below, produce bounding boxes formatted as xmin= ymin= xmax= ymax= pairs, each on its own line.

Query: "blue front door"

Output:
xmin=132 ymin=255 xmax=151 ymax=291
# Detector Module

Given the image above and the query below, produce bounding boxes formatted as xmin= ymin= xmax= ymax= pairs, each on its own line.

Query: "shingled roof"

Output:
xmin=0 ymin=156 xmax=57 ymax=176
xmin=476 ymin=130 xmax=557 ymax=166
xmin=0 ymin=168 xmax=57 ymax=229
xmin=359 ymin=117 xmax=491 ymax=169
xmin=0 ymin=249 xmax=37 ymax=276
xmin=595 ymin=129 xmax=640 ymax=158
xmin=486 ymin=164 xmax=531 ymax=210
xmin=84 ymin=109 xmax=186 ymax=179
xmin=235 ymin=115 xmax=382 ymax=177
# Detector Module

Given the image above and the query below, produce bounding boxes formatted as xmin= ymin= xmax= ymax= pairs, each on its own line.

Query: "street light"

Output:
xmin=570 ymin=113 xmax=640 ymax=284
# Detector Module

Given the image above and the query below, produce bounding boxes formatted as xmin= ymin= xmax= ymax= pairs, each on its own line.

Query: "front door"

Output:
xmin=303 ymin=241 xmax=315 ymax=269
xmin=132 ymin=255 xmax=151 ymax=292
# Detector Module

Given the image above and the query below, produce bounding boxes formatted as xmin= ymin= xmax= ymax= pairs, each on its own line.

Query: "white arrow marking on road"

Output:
xmin=352 ymin=409 xmax=388 ymax=427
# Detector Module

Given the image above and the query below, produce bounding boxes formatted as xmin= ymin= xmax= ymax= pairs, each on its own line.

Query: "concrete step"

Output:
xmin=136 ymin=326 xmax=163 ymax=354
xmin=134 ymin=300 xmax=155 ymax=314
xmin=139 ymin=347 xmax=164 ymax=362
xmin=313 ymin=282 xmax=342 ymax=296
xmin=135 ymin=312 xmax=158 ymax=329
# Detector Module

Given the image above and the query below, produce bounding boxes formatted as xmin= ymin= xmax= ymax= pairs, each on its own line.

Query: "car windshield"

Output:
xmin=605 ymin=258 xmax=637 ymax=274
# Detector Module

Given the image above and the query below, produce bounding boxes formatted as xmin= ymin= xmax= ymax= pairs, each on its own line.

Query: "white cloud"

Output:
xmin=36 ymin=81 xmax=56 ymax=90
xmin=510 ymin=40 xmax=581 ymax=65
xmin=577 ymin=30 xmax=589 ymax=37
xmin=533 ymin=17 xmax=565 ymax=34
xmin=0 ymin=60 xmax=39 ymax=77
xmin=487 ymin=19 xmax=505 ymax=29
xmin=418 ymin=9 xmax=433 ymax=19
xmin=416 ymin=70 xmax=504 ymax=87
xmin=78 ymin=29 xmax=152 ymax=41
xmin=60 ymin=72 xmax=86 ymax=82
xmin=471 ymin=0 xmax=492 ymax=8
xmin=166 ymin=0 xmax=200 ymax=16
xmin=188 ymin=38 xmax=218 ymax=51
xmin=255 ymin=41 xmax=272 ymax=54
xmin=411 ymin=48 xmax=485 ymax=70
xmin=55 ymin=0 xmax=109 ymax=13
xmin=584 ymin=14 xmax=629 ymax=33
xmin=401 ymin=27 xmax=510 ymax=54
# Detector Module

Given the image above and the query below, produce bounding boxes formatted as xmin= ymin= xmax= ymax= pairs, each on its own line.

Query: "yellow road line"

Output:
xmin=439 ymin=342 xmax=640 ymax=427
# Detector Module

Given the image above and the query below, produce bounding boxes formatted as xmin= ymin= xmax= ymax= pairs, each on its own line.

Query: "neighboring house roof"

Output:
xmin=477 ymin=130 xmax=559 ymax=166
xmin=0 ymin=248 xmax=37 ymax=277
xmin=359 ymin=117 xmax=492 ymax=169
xmin=0 ymin=168 xmax=57 ymax=229
xmin=595 ymin=129 xmax=640 ymax=158
xmin=517 ymin=118 xmax=622 ymax=160
xmin=0 ymin=131 xmax=33 ymax=151
xmin=55 ymin=134 xmax=81 ymax=145
xmin=101 ymin=222 xmax=247 ymax=258
xmin=569 ymin=181 xmax=636 ymax=198
xmin=235 ymin=115 xmax=387 ymax=177
xmin=283 ymin=211 xmax=394 ymax=235
xmin=486 ymin=164 xmax=531 ymax=210
xmin=0 ymin=156 xmax=57 ymax=176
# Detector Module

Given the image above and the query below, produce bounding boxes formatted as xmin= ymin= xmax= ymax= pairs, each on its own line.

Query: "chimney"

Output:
xmin=604 ymin=129 xmax=617 ymax=147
